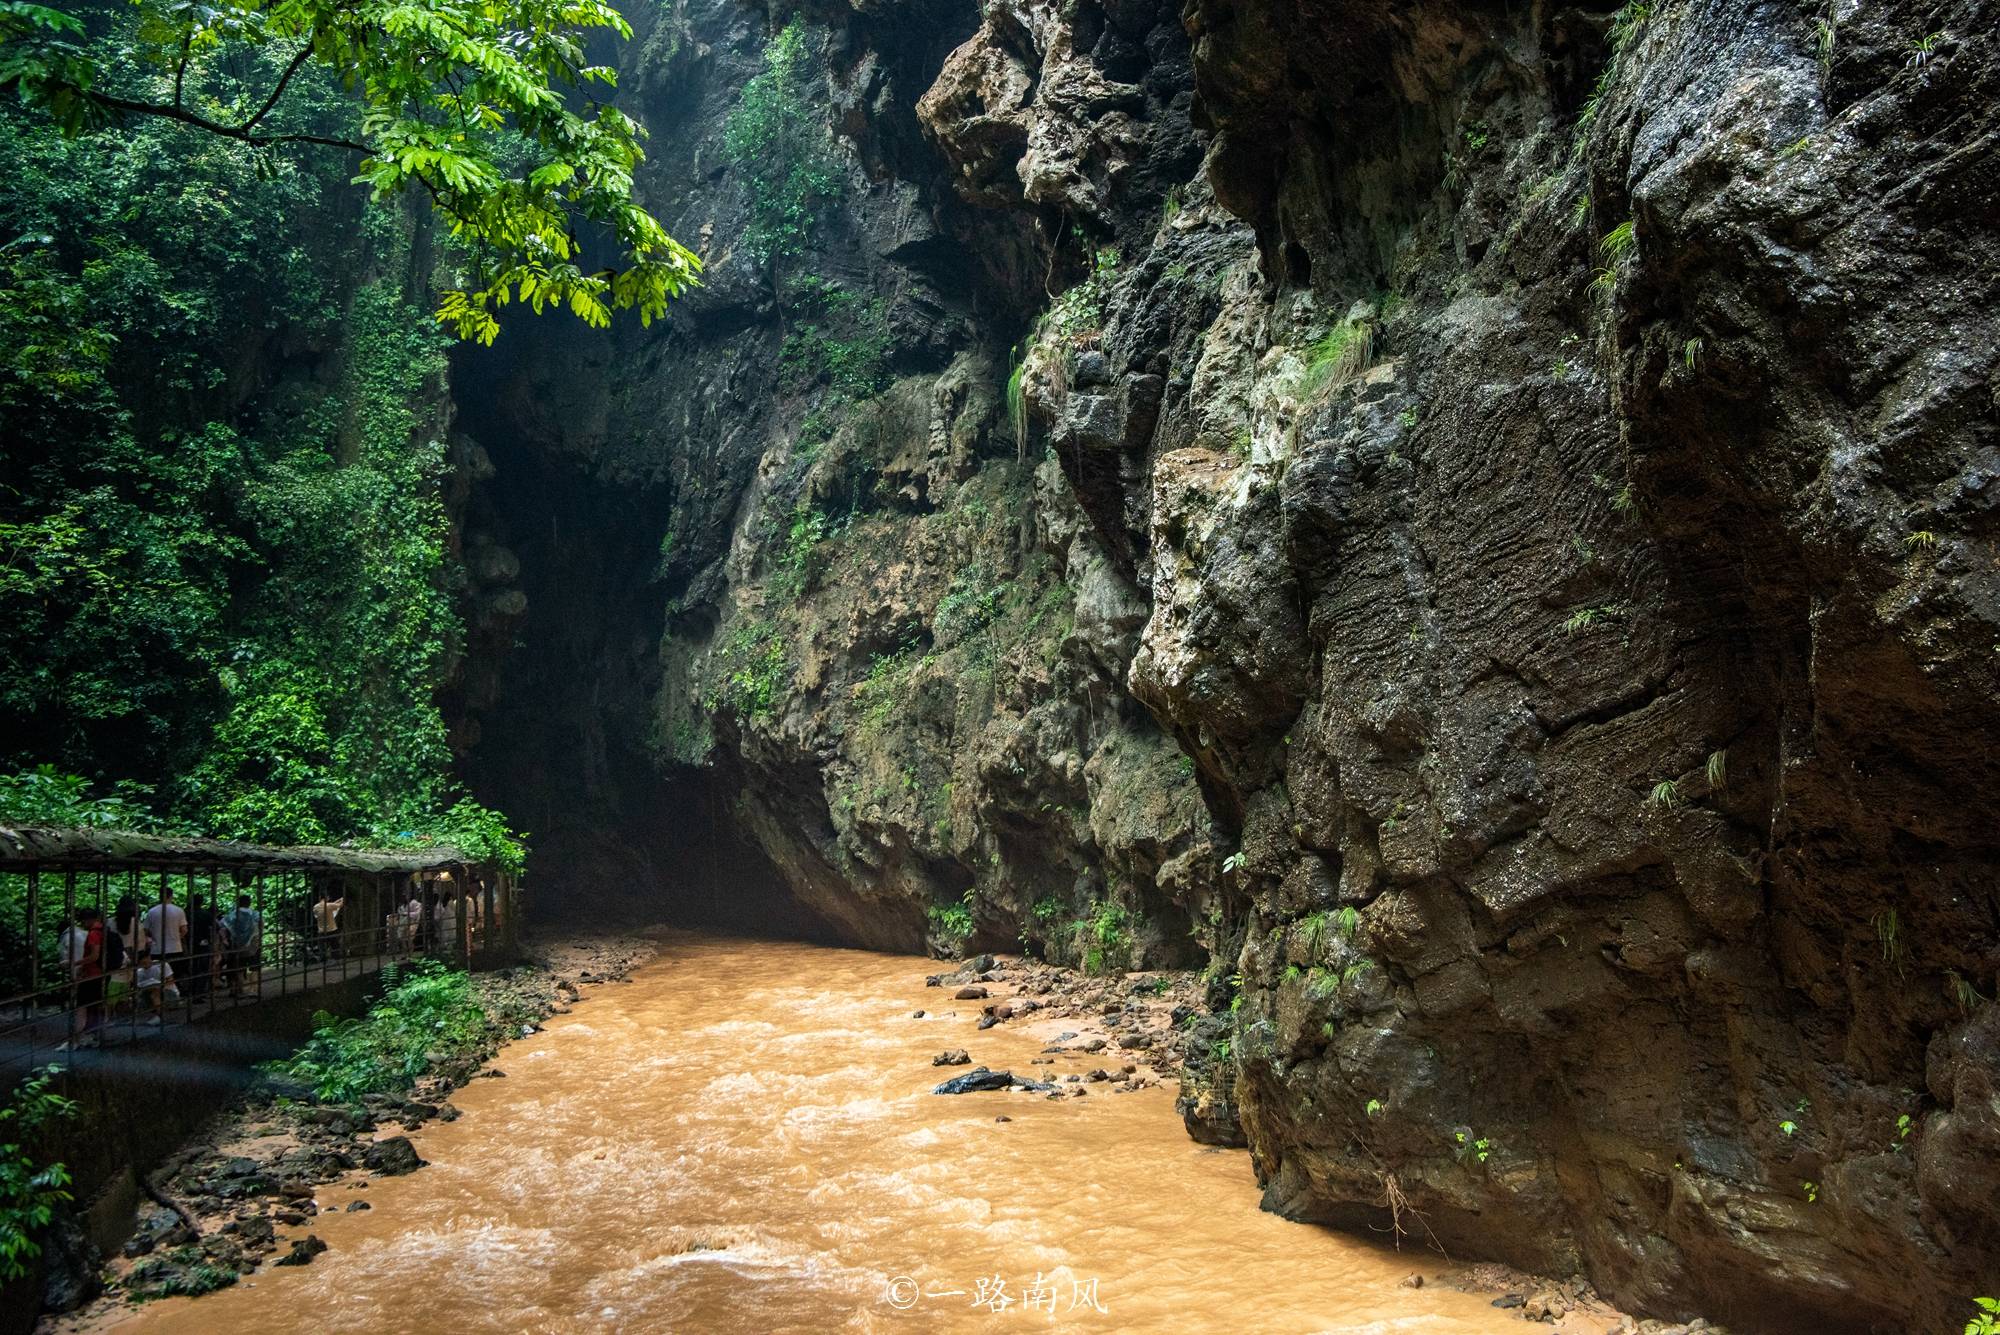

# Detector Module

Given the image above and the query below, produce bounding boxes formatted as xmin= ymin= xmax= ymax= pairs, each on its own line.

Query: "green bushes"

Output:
xmin=927 ymin=892 xmax=975 ymax=954
xmin=0 ymin=1066 xmax=75 ymax=1281
xmin=264 ymin=961 xmax=487 ymax=1103
xmin=1077 ymin=900 xmax=1132 ymax=975
xmin=706 ymin=623 xmax=790 ymax=721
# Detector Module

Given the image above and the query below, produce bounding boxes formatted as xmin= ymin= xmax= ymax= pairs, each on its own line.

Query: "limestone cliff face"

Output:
xmin=459 ymin=0 xmax=2000 ymax=1326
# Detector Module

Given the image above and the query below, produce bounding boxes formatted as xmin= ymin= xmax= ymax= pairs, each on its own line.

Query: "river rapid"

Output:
xmin=107 ymin=933 xmax=1561 ymax=1333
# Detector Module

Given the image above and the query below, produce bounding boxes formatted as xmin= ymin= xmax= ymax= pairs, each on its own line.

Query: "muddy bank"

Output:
xmin=40 ymin=933 xmax=656 ymax=1327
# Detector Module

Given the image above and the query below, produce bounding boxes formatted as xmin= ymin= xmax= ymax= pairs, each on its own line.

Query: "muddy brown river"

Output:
xmin=109 ymin=934 xmax=1551 ymax=1332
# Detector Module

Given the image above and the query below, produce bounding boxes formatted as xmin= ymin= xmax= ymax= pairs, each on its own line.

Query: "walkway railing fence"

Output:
xmin=0 ymin=826 xmax=520 ymax=1078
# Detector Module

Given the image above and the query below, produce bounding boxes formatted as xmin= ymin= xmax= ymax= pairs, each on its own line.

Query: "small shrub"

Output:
xmin=1648 ymin=779 xmax=1682 ymax=808
xmin=927 ymin=893 xmax=975 ymax=954
xmin=263 ymin=961 xmax=487 ymax=1103
xmin=1076 ymin=901 xmax=1132 ymax=975
xmin=1966 ymin=1296 xmax=2000 ymax=1335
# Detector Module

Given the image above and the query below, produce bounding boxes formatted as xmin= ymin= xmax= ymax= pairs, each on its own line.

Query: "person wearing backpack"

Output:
xmin=221 ymin=893 xmax=262 ymax=999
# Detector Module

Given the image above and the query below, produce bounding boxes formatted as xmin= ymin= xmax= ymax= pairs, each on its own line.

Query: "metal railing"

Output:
xmin=0 ymin=862 xmax=513 ymax=1077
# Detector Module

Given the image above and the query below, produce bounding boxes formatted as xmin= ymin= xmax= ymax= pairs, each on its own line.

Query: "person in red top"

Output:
xmin=60 ymin=906 xmax=105 ymax=1051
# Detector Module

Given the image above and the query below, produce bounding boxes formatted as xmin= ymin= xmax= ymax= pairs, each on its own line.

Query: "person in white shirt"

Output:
xmin=311 ymin=890 xmax=344 ymax=960
xmin=132 ymin=949 xmax=178 ymax=1025
xmin=401 ymin=891 xmax=425 ymax=954
xmin=141 ymin=888 xmax=188 ymax=971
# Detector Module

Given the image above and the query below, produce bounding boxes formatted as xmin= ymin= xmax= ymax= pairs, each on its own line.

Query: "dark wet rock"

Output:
xmin=274 ymin=1235 xmax=328 ymax=1267
xmin=975 ymin=1015 xmax=999 ymax=1030
xmin=1493 ymin=1294 xmax=1525 ymax=1309
xmin=933 ymin=1067 xmax=1056 ymax=1095
xmin=994 ymin=1116 xmax=1012 ymax=1123
xmin=911 ymin=1010 xmax=925 ymax=1018
xmin=37 ymin=1210 xmax=99 ymax=1313
xmin=932 ymin=1049 xmax=972 ymax=1066
xmin=362 ymin=1137 xmax=425 ymax=1177
xmin=347 ymin=1200 xmax=372 ymax=1212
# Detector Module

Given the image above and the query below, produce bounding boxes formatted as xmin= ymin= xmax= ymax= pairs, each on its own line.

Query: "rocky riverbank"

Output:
xmin=42 ymin=933 xmax=656 ymax=1325
xmin=919 ymin=951 xmax=1731 ymax=1335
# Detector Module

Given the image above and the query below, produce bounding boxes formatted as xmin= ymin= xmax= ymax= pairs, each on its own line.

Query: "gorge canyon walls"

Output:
xmin=447 ymin=0 xmax=2000 ymax=1327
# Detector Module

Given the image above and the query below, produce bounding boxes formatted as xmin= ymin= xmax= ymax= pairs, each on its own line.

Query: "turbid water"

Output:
xmin=107 ymin=934 xmax=1560 ymax=1333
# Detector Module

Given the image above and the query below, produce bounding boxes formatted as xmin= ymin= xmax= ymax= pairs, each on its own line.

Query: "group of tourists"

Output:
xmin=55 ymin=885 xmax=263 ymax=1052
xmin=385 ymin=872 xmax=485 ymax=956
xmin=51 ymin=868 xmax=493 ymax=1053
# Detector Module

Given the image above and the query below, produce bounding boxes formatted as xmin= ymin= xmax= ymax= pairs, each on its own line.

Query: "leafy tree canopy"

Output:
xmin=0 ymin=0 xmax=700 ymax=341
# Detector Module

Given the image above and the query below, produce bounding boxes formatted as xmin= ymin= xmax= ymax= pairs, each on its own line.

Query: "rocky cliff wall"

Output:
xmin=455 ymin=0 xmax=2000 ymax=1327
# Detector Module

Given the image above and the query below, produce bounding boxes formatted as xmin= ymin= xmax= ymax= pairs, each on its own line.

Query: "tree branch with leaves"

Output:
xmin=0 ymin=0 xmax=700 ymax=341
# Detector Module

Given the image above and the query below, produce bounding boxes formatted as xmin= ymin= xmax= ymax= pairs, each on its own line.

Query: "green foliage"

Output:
xmin=1075 ymin=900 xmax=1132 ymax=975
xmin=1300 ymin=318 xmax=1372 ymax=397
xmin=1600 ymin=220 xmax=1638 ymax=261
xmin=264 ymin=960 xmax=485 ymax=1102
xmin=778 ymin=277 xmax=890 ymax=399
xmin=1044 ymin=245 xmax=1119 ymax=342
xmin=0 ymin=102 xmax=524 ymax=861
xmin=1705 ymin=749 xmax=1728 ymax=790
xmin=0 ymin=766 xmax=161 ymax=830
xmin=1649 ymin=779 xmax=1682 ymax=809
xmin=1564 ymin=604 xmax=1618 ymax=635
xmin=1873 ymin=907 xmax=1906 ymax=973
xmin=1 ymin=0 xmax=700 ymax=343
xmin=1906 ymin=31 xmax=1948 ymax=70
xmin=724 ymin=19 xmax=841 ymax=269
xmin=933 ymin=569 xmax=1006 ymax=646
xmin=926 ymin=891 xmax=975 ymax=954
xmin=1800 ymin=1179 xmax=1819 ymax=1203
xmin=1966 ymin=1297 xmax=2000 ymax=1335
xmin=1947 ymin=969 xmax=1991 ymax=1014
xmin=853 ymin=638 xmax=932 ymax=728
xmin=126 ymin=1247 xmax=238 ymax=1299
xmin=1452 ymin=1129 xmax=1492 ymax=1166
xmin=770 ymin=503 xmax=831 ymax=602
xmin=706 ymin=622 xmax=789 ymax=721
xmin=1364 ymin=1097 xmax=1384 ymax=1117
xmin=0 ymin=1066 xmax=76 ymax=1281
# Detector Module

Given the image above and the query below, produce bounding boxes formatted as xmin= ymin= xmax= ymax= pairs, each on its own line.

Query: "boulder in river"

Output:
xmin=953 ymin=985 xmax=988 ymax=1000
xmin=363 ymin=1137 xmax=426 ymax=1176
xmin=932 ymin=1049 xmax=971 ymax=1066
xmin=274 ymin=1235 xmax=328 ymax=1267
xmin=933 ymin=1067 xmax=1056 ymax=1095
